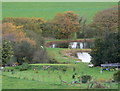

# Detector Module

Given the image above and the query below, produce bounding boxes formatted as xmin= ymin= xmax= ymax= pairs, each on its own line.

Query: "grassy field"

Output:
xmin=30 ymin=63 xmax=72 ymax=66
xmin=2 ymin=63 xmax=118 ymax=89
xmin=47 ymin=48 xmax=75 ymax=63
xmin=2 ymin=47 xmax=119 ymax=89
xmin=3 ymin=75 xmax=80 ymax=89
xmin=2 ymin=46 xmax=119 ymax=89
xmin=2 ymin=2 xmax=117 ymax=23
xmin=46 ymin=48 xmax=85 ymax=63
xmin=2 ymin=41 xmax=119 ymax=89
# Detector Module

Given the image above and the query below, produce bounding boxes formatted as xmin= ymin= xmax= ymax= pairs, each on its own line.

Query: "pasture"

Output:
xmin=2 ymin=2 xmax=117 ymax=23
xmin=2 ymin=63 xmax=119 ymax=89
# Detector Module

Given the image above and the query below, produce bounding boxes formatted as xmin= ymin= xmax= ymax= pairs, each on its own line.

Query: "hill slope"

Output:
xmin=2 ymin=2 xmax=117 ymax=23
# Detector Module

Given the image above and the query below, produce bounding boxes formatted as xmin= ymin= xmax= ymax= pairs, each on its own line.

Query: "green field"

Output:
xmin=2 ymin=62 xmax=118 ymax=89
xmin=2 ymin=2 xmax=117 ymax=23
xmin=47 ymin=48 xmax=75 ymax=63
xmin=2 ymin=76 xmax=82 ymax=89
xmin=2 ymin=43 xmax=119 ymax=89
xmin=2 ymin=47 xmax=119 ymax=89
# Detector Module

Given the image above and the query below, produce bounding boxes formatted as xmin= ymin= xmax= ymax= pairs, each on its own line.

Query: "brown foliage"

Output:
xmin=2 ymin=23 xmax=36 ymax=45
xmin=52 ymin=11 xmax=80 ymax=39
xmin=92 ymin=6 xmax=118 ymax=33
xmin=3 ymin=17 xmax=46 ymax=34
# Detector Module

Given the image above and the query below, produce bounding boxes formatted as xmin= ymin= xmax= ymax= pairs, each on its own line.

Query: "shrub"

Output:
xmin=13 ymin=41 xmax=35 ymax=64
xmin=62 ymin=66 xmax=68 ymax=72
xmin=19 ymin=63 xmax=30 ymax=71
xmin=113 ymin=71 xmax=120 ymax=82
xmin=14 ymin=66 xmax=20 ymax=69
xmin=48 ymin=59 xmax=58 ymax=63
xmin=35 ymin=70 xmax=39 ymax=73
xmin=32 ymin=78 xmax=35 ymax=81
xmin=81 ymin=75 xmax=92 ymax=83
xmin=93 ymin=82 xmax=106 ymax=88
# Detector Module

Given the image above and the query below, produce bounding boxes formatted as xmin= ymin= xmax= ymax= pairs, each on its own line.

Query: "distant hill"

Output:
xmin=2 ymin=2 xmax=117 ymax=23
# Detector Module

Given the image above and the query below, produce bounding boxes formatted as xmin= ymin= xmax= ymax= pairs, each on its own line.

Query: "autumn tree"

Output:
xmin=90 ymin=6 xmax=119 ymax=66
xmin=91 ymin=6 xmax=118 ymax=37
xmin=2 ymin=18 xmax=45 ymax=46
xmin=2 ymin=23 xmax=36 ymax=45
xmin=2 ymin=17 xmax=45 ymax=34
xmin=52 ymin=11 xmax=80 ymax=39
xmin=2 ymin=21 xmax=48 ymax=64
xmin=2 ymin=18 xmax=51 ymax=64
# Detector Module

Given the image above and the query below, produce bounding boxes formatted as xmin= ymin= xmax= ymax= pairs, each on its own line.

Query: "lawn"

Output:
xmin=2 ymin=2 xmax=117 ymax=23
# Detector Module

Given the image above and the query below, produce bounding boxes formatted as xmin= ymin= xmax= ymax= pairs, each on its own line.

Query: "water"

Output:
xmin=69 ymin=42 xmax=77 ymax=49
xmin=77 ymin=52 xmax=91 ymax=63
xmin=49 ymin=41 xmax=93 ymax=63
xmin=50 ymin=44 xmax=56 ymax=48
xmin=79 ymin=42 xmax=84 ymax=49
xmin=70 ymin=42 xmax=86 ymax=49
xmin=50 ymin=42 xmax=93 ymax=49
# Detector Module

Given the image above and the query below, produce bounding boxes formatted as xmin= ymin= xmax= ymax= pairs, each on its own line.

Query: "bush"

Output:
xmin=13 ymin=41 xmax=35 ymax=64
xmin=61 ymin=66 xmax=68 ymax=72
xmin=19 ymin=63 xmax=30 ymax=71
xmin=81 ymin=75 xmax=92 ymax=83
xmin=48 ymin=59 xmax=58 ymax=63
xmin=113 ymin=71 xmax=120 ymax=82
xmin=93 ymin=82 xmax=106 ymax=88
xmin=14 ymin=66 xmax=20 ymax=69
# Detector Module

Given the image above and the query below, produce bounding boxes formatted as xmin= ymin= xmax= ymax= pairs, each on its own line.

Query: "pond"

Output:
xmin=50 ymin=41 xmax=94 ymax=49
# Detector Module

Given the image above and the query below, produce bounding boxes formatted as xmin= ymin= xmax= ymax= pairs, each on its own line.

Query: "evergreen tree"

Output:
xmin=2 ymin=39 xmax=14 ymax=65
xmin=90 ymin=32 xmax=119 ymax=66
